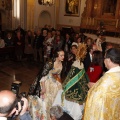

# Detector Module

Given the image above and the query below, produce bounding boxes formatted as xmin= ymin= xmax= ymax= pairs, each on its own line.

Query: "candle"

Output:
xmin=116 ymin=19 xmax=118 ymax=28
xmin=86 ymin=17 xmax=88 ymax=25
xmin=13 ymin=74 xmax=16 ymax=81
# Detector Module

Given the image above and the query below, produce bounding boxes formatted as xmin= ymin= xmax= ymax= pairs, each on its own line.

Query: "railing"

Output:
xmin=80 ymin=17 xmax=120 ymax=37
xmin=0 ymin=46 xmax=15 ymax=61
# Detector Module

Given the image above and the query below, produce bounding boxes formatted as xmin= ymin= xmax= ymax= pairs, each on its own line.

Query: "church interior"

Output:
xmin=0 ymin=0 xmax=120 ymax=37
xmin=0 ymin=0 xmax=120 ymax=94
xmin=0 ymin=0 xmax=120 ymax=119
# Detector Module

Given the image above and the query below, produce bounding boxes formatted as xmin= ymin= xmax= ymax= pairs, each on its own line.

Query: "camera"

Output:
xmin=7 ymin=94 xmax=25 ymax=120
xmin=11 ymin=80 xmax=22 ymax=95
xmin=8 ymin=92 xmax=27 ymax=120
xmin=9 ymin=81 xmax=27 ymax=120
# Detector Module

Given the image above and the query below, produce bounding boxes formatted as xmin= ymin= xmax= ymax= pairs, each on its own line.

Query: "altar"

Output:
xmin=84 ymin=33 xmax=120 ymax=45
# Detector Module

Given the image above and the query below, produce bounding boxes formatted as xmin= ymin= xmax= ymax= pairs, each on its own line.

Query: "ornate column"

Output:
xmin=27 ymin=0 xmax=35 ymax=30
xmin=12 ymin=0 xmax=20 ymax=29
xmin=55 ymin=0 xmax=60 ymax=28
xmin=5 ymin=0 xmax=12 ymax=29
xmin=20 ymin=0 xmax=27 ymax=30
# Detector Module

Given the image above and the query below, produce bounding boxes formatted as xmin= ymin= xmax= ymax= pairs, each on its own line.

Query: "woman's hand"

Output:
xmin=40 ymin=81 xmax=46 ymax=99
xmin=88 ymin=82 xmax=95 ymax=88
xmin=40 ymin=88 xmax=46 ymax=100
xmin=40 ymin=87 xmax=46 ymax=95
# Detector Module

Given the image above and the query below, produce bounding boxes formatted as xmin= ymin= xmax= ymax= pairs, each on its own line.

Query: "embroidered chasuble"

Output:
xmin=83 ymin=69 xmax=120 ymax=120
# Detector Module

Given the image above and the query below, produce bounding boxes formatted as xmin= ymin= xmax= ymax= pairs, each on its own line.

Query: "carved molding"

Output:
xmin=80 ymin=0 xmax=120 ymax=33
xmin=56 ymin=24 xmax=80 ymax=32
xmin=81 ymin=0 xmax=120 ymax=18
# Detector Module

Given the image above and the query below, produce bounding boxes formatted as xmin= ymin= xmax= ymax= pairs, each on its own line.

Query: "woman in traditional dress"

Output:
xmin=53 ymin=43 xmax=89 ymax=120
xmin=28 ymin=48 xmax=64 ymax=120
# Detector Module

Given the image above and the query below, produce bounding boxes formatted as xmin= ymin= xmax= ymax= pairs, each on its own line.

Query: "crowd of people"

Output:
xmin=0 ymin=24 xmax=120 ymax=120
xmin=0 ymin=24 xmax=116 ymax=64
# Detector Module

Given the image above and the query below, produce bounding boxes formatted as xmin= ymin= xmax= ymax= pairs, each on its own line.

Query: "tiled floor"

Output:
xmin=0 ymin=60 xmax=40 ymax=94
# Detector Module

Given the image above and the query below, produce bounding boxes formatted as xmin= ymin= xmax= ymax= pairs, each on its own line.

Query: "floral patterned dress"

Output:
xmin=28 ymin=66 xmax=62 ymax=120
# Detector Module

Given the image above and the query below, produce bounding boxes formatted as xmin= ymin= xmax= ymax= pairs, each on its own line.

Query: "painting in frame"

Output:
xmin=64 ymin=0 xmax=80 ymax=17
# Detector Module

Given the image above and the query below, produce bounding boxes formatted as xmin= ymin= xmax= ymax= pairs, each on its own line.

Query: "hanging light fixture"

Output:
xmin=38 ymin=0 xmax=54 ymax=6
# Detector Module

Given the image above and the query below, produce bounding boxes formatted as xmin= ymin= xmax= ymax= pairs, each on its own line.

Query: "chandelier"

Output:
xmin=38 ymin=0 xmax=54 ymax=6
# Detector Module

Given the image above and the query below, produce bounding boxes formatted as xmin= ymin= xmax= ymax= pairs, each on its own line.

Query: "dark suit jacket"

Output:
xmin=101 ymin=41 xmax=107 ymax=56
xmin=63 ymin=39 xmax=73 ymax=52
xmin=83 ymin=52 xmax=91 ymax=71
xmin=33 ymin=35 xmax=44 ymax=49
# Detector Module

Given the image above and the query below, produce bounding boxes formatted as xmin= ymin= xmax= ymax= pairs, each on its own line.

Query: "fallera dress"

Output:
xmin=28 ymin=61 xmax=62 ymax=120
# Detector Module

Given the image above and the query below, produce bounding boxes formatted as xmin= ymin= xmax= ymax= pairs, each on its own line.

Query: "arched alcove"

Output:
xmin=38 ymin=10 xmax=52 ymax=28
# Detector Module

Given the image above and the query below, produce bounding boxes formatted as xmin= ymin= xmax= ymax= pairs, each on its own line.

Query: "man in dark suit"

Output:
xmin=83 ymin=44 xmax=98 ymax=71
xmin=33 ymin=29 xmax=44 ymax=63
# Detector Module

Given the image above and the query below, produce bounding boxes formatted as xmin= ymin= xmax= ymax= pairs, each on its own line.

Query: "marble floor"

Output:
xmin=0 ymin=60 xmax=40 ymax=94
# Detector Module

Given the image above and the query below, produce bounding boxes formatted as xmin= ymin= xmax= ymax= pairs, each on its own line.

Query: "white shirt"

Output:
xmin=89 ymin=53 xmax=92 ymax=62
xmin=0 ymin=117 xmax=7 ymax=120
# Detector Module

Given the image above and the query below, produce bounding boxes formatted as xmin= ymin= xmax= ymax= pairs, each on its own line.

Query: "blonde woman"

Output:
xmin=53 ymin=43 xmax=89 ymax=120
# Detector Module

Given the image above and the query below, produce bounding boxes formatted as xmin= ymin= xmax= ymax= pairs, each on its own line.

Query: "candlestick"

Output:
xmin=92 ymin=18 xmax=94 ymax=26
xmin=89 ymin=18 xmax=91 ymax=25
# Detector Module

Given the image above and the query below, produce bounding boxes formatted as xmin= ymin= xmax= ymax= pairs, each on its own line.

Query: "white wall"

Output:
xmin=12 ymin=0 xmax=27 ymax=30
xmin=0 ymin=9 xmax=6 ymax=30
xmin=34 ymin=0 xmax=55 ymax=29
xmin=58 ymin=0 xmax=86 ymax=26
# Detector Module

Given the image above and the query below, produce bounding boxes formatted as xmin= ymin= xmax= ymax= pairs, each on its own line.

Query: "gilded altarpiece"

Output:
xmin=80 ymin=0 xmax=120 ymax=35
